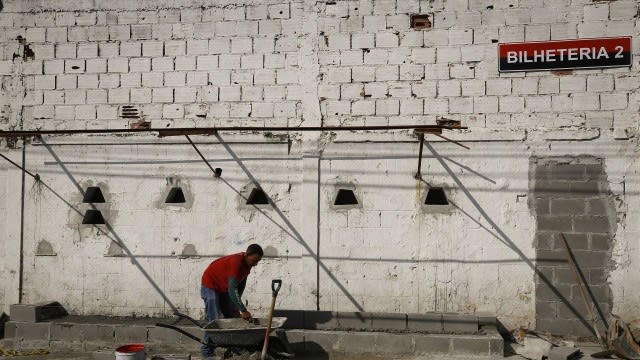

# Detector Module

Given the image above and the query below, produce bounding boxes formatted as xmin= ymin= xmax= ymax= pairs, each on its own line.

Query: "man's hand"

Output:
xmin=240 ymin=310 xmax=252 ymax=321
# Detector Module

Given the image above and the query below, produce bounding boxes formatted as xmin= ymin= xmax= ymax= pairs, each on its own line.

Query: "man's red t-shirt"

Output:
xmin=201 ymin=252 xmax=251 ymax=292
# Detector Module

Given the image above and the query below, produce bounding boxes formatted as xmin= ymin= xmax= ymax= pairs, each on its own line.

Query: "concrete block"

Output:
xmin=4 ymin=320 xmax=17 ymax=338
xmin=272 ymin=310 xmax=304 ymax=329
xmin=92 ymin=349 xmax=115 ymax=360
xmin=15 ymin=322 xmax=51 ymax=340
xmin=10 ymin=302 xmax=67 ymax=323
xmin=114 ymin=325 xmax=147 ymax=343
xmin=374 ymin=333 xmax=413 ymax=353
xmin=451 ymin=335 xmax=491 ymax=356
xmin=413 ymin=334 xmax=451 ymax=354
xmin=335 ymin=332 xmax=375 ymax=353
xmin=337 ymin=312 xmax=371 ymax=331
xmin=303 ymin=311 xmax=337 ymax=330
xmin=371 ymin=313 xmax=406 ymax=331
xmin=303 ymin=330 xmax=340 ymax=353
xmin=408 ymin=313 xmax=442 ymax=333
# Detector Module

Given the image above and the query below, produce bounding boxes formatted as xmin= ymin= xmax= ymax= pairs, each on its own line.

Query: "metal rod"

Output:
xmin=0 ymin=125 xmax=466 ymax=138
xmin=431 ymin=132 xmax=471 ymax=150
xmin=559 ymin=232 xmax=607 ymax=347
xmin=185 ymin=135 xmax=220 ymax=177
xmin=415 ymin=133 xmax=425 ymax=179
xmin=19 ymin=139 xmax=26 ymax=304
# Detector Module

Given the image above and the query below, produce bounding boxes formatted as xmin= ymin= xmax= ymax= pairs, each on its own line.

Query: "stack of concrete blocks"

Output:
xmin=0 ymin=0 xmax=638 ymax=341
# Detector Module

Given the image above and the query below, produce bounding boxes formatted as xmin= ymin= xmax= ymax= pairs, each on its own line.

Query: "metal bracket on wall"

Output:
xmin=413 ymin=129 xmax=470 ymax=181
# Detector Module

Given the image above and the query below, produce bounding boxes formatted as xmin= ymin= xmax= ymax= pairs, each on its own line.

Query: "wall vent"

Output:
xmin=425 ymin=187 xmax=448 ymax=205
xmin=82 ymin=210 xmax=105 ymax=224
xmin=334 ymin=189 xmax=358 ymax=206
xmin=120 ymin=105 xmax=141 ymax=119
xmin=246 ymin=188 xmax=269 ymax=205
xmin=165 ymin=187 xmax=186 ymax=203
xmin=82 ymin=186 xmax=105 ymax=203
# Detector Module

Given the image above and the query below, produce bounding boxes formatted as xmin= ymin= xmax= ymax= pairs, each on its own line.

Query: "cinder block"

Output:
xmin=302 ymin=330 xmax=340 ymax=353
xmin=335 ymin=332 xmax=377 ymax=353
xmin=408 ymin=313 xmax=442 ymax=333
xmin=303 ymin=311 xmax=337 ymax=330
xmin=10 ymin=302 xmax=67 ymax=323
xmin=114 ymin=325 xmax=148 ymax=343
xmin=15 ymin=322 xmax=51 ymax=340
xmin=371 ymin=313 xmax=406 ymax=331
xmin=92 ymin=349 xmax=115 ymax=360
xmin=336 ymin=312 xmax=371 ymax=331
xmin=451 ymin=335 xmax=490 ymax=355
xmin=413 ymin=334 xmax=451 ymax=354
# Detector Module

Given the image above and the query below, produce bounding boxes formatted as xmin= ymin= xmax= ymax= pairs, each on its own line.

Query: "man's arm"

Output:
xmin=227 ymin=277 xmax=247 ymax=313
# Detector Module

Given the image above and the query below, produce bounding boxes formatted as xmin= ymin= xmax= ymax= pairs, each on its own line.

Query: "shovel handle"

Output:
xmin=272 ymin=279 xmax=282 ymax=297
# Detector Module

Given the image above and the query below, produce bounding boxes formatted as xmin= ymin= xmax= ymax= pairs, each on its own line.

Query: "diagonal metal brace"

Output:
xmin=414 ymin=133 xmax=425 ymax=180
xmin=185 ymin=135 xmax=221 ymax=177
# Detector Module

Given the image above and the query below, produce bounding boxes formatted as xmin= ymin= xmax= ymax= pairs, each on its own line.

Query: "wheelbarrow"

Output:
xmin=156 ymin=312 xmax=294 ymax=358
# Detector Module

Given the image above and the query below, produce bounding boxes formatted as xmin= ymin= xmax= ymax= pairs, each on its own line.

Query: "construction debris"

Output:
xmin=548 ymin=346 xmax=581 ymax=360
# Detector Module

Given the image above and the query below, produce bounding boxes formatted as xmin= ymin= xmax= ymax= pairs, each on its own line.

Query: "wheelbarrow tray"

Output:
xmin=202 ymin=317 xmax=287 ymax=346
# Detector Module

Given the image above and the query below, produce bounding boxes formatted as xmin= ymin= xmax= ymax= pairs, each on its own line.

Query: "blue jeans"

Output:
xmin=201 ymin=286 xmax=237 ymax=357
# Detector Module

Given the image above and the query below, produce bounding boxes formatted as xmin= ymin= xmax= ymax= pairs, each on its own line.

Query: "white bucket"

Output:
xmin=115 ymin=344 xmax=146 ymax=360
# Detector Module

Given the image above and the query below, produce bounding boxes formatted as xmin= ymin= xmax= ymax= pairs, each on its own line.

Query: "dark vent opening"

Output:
xmin=425 ymin=187 xmax=448 ymax=205
xmin=165 ymin=187 xmax=186 ymax=204
xmin=410 ymin=14 xmax=431 ymax=30
xmin=246 ymin=188 xmax=269 ymax=205
xmin=82 ymin=187 xmax=105 ymax=203
xmin=334 ymin=189 xmax=358 ymax=206
xmin=120 ymin=105 xmax=141 ymax=119
xmin=82 ymin=210 xmax=105 ymax=224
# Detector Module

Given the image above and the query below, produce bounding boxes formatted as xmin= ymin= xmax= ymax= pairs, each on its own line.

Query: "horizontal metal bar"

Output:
xmin=0 ymin=125 xmax=466 ymax=138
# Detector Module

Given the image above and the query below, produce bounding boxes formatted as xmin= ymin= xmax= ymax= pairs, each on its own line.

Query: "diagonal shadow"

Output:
xmin=423 ymin=141 xmax=597 ymax=336
xmin=38 ymin=138 xmax=179 ymax=315
xmin=212 ymin=133 xmax=364 ymax=312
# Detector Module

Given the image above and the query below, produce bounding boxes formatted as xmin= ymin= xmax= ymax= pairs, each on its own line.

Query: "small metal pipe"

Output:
xmin=185 ymin=135 xmax=220 ymax=177
xmin=415 ymin=133 xmax=425 ymax=180
xmin=19 ymin=139 xmax=26 ymax=303
xmin=0 ymin=124 xmax=466 ymax=138
xmin=431 ymin=132 xmax=471 ymax=150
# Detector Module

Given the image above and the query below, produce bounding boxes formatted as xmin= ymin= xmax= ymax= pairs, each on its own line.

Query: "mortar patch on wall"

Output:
xmin=105 ymin=241 xmax=124 ymax=257
xmin=158 ymin=176 xmax=193 ymax=209
xmin=179 ymin=244 xmax=199 ymax=259
xmin=35 ymin=239 xmax=56 ymax=256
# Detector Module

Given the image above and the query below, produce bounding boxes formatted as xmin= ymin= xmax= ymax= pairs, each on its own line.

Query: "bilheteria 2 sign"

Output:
xmin=498 ymin=37 xmax=632 ymax=72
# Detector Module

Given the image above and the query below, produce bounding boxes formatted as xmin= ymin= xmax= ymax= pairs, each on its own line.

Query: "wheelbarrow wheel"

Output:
xmin=267 ymin=336 xmax=295 ymax=359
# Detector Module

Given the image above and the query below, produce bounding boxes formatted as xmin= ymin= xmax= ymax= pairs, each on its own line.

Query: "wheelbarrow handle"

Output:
xmin=173 ymin=311 xmax=203 ymax=327
xmin=271 ymin=279 xmax=282 ymax=297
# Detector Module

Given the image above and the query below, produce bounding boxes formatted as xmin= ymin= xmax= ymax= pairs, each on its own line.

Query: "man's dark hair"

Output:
xmin=246 ymin=244 xmax=264 ymax=256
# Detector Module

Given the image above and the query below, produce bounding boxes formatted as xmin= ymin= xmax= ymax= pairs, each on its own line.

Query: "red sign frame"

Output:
xmin=498 ymin=37 xmax=632 ymax=72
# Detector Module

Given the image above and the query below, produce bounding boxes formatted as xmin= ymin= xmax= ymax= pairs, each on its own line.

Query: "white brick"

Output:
xmin=22 ymin=61 xmax=43 ymax=75
xmin=247 ymin=5 xmax=268 ymax=20
xmin=450 ymin=64 xmax=474 ymax=79
xmin=63 ymin=59 xmax=84 ymax=74
xmin=231 ymin=71 xmax=253 ymax=85
xmin=231 ymin=38 xmax=253 ymax=54
xmin=75 ymin=105 xmax=96 ymax=119
xmin=525 ymin=24 xmax=550 ymax=41
xmin=26 ymin=28 xmax=46 ymax=43
xmin=153 ymin=88 xmax=173 ymax=103
xmin=531 ymin=8 xmax=557 ymax=24
xmin=54 ymin=12 xmax=75 ymax=26
xmin=76 ymin=13 xmax=96 ymax=26
xmin=362 ymin=83 xmax=386 ymax=98
xmin=559 ymin=77 xmax=586 ymax=93
xmin=450 ymin=96 xmax=473 ymax=113
xmin=209 ymin=38 xmax=230 ymax=54
xmin=44 ymin=90 xmax=65 ymax=104
xmin=32 ymin=44 xmax=55 ymax=60
xmin=152 ymin=57 xmax=174 ymax=72
xmin=106 ymin=58 xmax=127 ymax=73
xmin=253 ymin=69 xmax=276 ymax=85
xmin=364 ymin=49 xmax=388 ymax=64
xmin=606 ymin=21 xmax=634 ymax=37
xmin=363 ymin=16 xmax=386 ymax=32
xmin=56 ymin=74 xmax=77 ymax=89
xmin=23 ymin=91 xmax=44 ymax=106
xmin=215 ymin=21 xmax=237 ymax=36
xmin=142 ymin=41 xmax=164 ymax=57
xmin=118 ymin=11 xmax=138 ymax=24
xmin=282 ymin=18 xmax=302 ymax=34
xmin=499 ymin=96 xmax=525 ymax=112
xmin=328 ymin=34 xmax=350 ymax=50
xmin=326 ymin=100 xmax=350 ymax=115
xmin=77 ymin=74 xmax=98 ymax=89
xmin=341 ymin=50 xmax=363 ymax=66
xmin=525 ymin=95 xmax=551 ymax=112
xmin=274 ymin=102 xmax=296 ymax=117
xmin=130 ymin=24 xmax=151 ymax=40
xmin=251 ymin=102 xmax=274 ymax=117
xmin=461 ymin=79 xmax=484 ymax=96
xmin=96 ymin=105 xmax=117 ymax=119
xmin=32 ymin=105 xmax=54 ymax=119
xmin=241 ymin=86 xmax=262 ymax=101
xmin=268 ymin=4 xmax=290 ymax=19
xmin=198 ymin=86 xmax=219 ymax=102
xmin=229 ymin=103 xmax=251 ymax=118
xmin=351 ymin=100 xmax=376 ymax=115
xmin=327 ymin=68 xmax=351 ymax=83
xmin=217 ymin=55 xmax=239 ymax=69
xmin=47 ymin=27 xmax=68 ymax=43
xmin=486 ymin=79 xmax=511 ymax=95
xmin=400 ymin=31 xmax=423 ymax=47
xmin=86 ymin=89 xmax=107 ymax=104
xmin=341 ymin=84 xmax=363 ymax=99
xmin=319 ymin=85 xmax=340 ymax=99
xmin=400 ymin=99 xmax=424 ymax=115
xmin=196 ymin=55 xmax=218 ymax=71
xmin=352 ymin=33 xmax=375 ymax=49
xmin=438 ymin=80 xmax=461 ymax=97
xmin=388 ymin=83 xmax=411 ymax=98
xmin=109 ymin=25 xmax=130 ymax=40
xmin=436 ymin=47 xmax=461 ymax=63
xmin=55 ymin=43 xmax=76 ymax=58
xmin=424 ymin=98 xmax=448 ymax=114
xmin=376 ymin=99 xmax=399 ymax=115
xmin=474 ymin=96 xmax=498 ymax=113
xmin=400 ymin=65 xmax=424 ymax=80
xmin=584 ymin=3 xmax=609 ymax=21
xmin=88 ymin=26 xmax=109 ymax=41
xmin=551 ymin=94 xmax=572 ymax=112
xmin=120 ymin=73 xmax=141 ymax=88
xmin=512 ymin=78 xmax=538 ymax=95
xmin=163 ymin=72 xmax=185 ymax=87
xmin=55 ymin=105 xmax=75 ymax=119
xmin=352 ymin=67 xmax=376 ymax=82
xmin=174 ymin=87 xmax=197 ymax=103
xmin=610 ymin=1 xmax=638 ymax=20
xmin=411 ymin=48 xmax=436 ymax=64
xmin=498 ymin=26 xmax=524 ymax=42
xmin=286 ymin=85 xmax=304 ymax=101
xmin=181 ymin=8 xmax=202 ymax=23
xmin=152 ymin=24 xmax=173 ymax=39
xmin=412 ymin=81 xmax=437 ymax=98
xmin=175 ymin=56 xmax=195 ymax=71
xmin=388 ymin=48 xmax=411 ymax=64
xmin=449 ymin=29 xmax=473 ymax=45
xmin=276 ymin=69 xmax=298 ymax=85
xmin=424 ymin=64 xmax=450 ymax=79
xmin=587 ymin=76 xmax=614 ymax=93
xmin=186 ymin=39 xmax=208 ymax=55
xmin=386 ymin=14 xmax=410 ymax=31
xmin=128 ymin=58 xmax=150 ymax=73
xmin=375 ymin=65 xmax=399 ymax=81
xmin=108 ymin=88 xmax=129 ymax=104
xmin=186 ymin=72 xmax=208 ymax=86
xmin=259 ymin=20 xmax=282 ymax=35
xmin=163 ymin=104 xmax=184 ymax=119
xmin=239 ymin=55 xmax=262 ymax=70
xmin=254 ymin=36 xmax=276 ymax=53
xmin=35 ymin=75 xmax=56 ymax=90
xmin=376 ymin=33 xmax=399 ymax=48
xmin=209 ymin=70 xmax=230 ymax=86
xmin=538 ymin=77 xmax=559 ymax=94
xmin=615 ymin=75 xmax=640 ymax=91
xmin=219 ymin=86 xmax=241 ymax=101
xmin=77 ymin=44 xmax=98 ymax=58
xmin=424 ymin=29 xmax=449 ymax=46
xmin=577 ymin=22 xmax=606 ymax=38
xmin=504 ymin=9 xmax=530 ymax=25
xmin=600 ymin=93 xmax=627 ymax=110
xmin=571 ymin=94 xmax=600 ymax=111
xmin=64 ymin=89 xmax=86 ymax=104
xmin=163 ymin=40 xmax=185 ymax=56
xmin=99 ymin=73 xmax=120 ymax=88
xmin=264 ymin=86 xmax=285 ymax=100
xmin=126 ymin=88 xmax=150 ymax=103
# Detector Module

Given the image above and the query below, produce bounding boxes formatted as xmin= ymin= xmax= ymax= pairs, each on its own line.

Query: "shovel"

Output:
xmin=261 ymin=279 xmax=282 ymax=360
